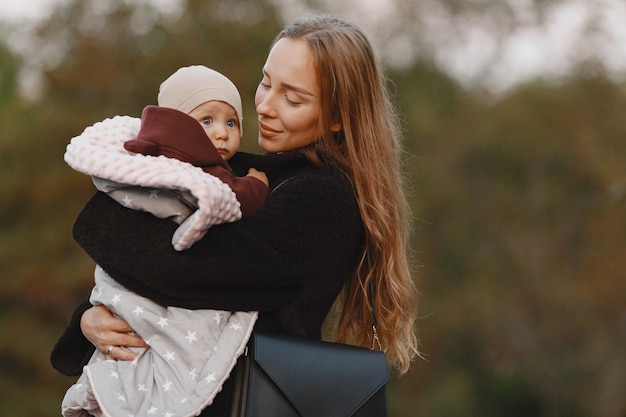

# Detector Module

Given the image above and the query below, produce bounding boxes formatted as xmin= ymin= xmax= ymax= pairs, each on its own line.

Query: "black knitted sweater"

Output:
xmin=51 ymin=151 xmax=365 ymax=405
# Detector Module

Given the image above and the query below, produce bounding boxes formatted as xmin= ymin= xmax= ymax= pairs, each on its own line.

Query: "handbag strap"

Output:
xmin=367 ymin=255 xmax=383 ymax=351
xmin=369 ymin=281 xmax=382 ymax=350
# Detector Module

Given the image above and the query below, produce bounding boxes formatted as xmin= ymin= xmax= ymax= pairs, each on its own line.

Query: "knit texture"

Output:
xmin=52 ymin=152 xmax=366 ymax=417
xmin=64 ymin=115 xmax=242 ymax=250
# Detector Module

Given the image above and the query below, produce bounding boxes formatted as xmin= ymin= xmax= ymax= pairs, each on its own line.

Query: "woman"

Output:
xmin=51 ymin=14 xmax=420 ymax=415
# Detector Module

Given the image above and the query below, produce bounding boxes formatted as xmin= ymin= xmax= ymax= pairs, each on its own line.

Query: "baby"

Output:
xmin=94 ymin=65 xmax=268 ymax=249
xmin=61 ymin=66 xmax=262 ymax=417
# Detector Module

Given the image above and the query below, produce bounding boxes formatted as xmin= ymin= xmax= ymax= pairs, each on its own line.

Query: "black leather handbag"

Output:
xmin=229 ymin=331 xmax=390 ymax=417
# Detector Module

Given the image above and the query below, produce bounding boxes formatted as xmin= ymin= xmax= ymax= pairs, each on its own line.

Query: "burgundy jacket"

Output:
xmin=124 ymin=105 xmax=268 ymax=216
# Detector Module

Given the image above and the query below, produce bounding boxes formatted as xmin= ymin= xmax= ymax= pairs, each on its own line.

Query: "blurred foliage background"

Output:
xmin=1 ymin=0 xmax=624 ymax=416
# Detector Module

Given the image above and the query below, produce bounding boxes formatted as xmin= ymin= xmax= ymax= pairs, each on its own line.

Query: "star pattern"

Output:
xmin=73 ymin=271 xmax=256 ymax=417
xmin=162 ymin=380 xmax=173 ymax=392
xmin=133 ymin=305 xmax=145 ymax=317
xmin=213 ymin=312 xmax=222 ymax=325
xmin=185 ymin=330 xmax=197 ymax=343
xmin=122 ymin=194 xmax=133 ymax=207
xmin=157 ymin=317 xmax=169 ymax=329
xmin=111 ymin=293 xmax=122 ymax=306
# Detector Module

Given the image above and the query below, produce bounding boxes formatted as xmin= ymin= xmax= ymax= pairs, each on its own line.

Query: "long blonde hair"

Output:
xmin=275 ymin=15 xmax=420 ymax=374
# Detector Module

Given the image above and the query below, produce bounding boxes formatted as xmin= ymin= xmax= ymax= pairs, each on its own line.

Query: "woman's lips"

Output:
xmin=259 ymin=122 xmax=280 ymax=138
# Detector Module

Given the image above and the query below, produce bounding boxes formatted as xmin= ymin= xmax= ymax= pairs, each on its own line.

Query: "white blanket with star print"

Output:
xmin=62 ymin=267 xmax=257 ymax=417
xmin=63 ymin=115 xmax=242 ymax=251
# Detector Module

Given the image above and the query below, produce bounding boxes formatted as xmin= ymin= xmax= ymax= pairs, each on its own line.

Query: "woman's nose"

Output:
xmin=256 ymin=100 xmax=269 ymax=117
xmin=256 ymin=91 xmax=276 ymax=118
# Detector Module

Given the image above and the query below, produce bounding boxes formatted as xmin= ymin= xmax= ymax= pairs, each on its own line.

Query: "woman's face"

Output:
xmin=255 ymin=37 xmax=321 ymax=153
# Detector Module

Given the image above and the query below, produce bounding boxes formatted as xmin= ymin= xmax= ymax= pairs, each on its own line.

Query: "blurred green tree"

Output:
xmin=391 ymin=71 xmax=626 ymax=417
xmin=0 ymin=0 xmax=624 ymax=416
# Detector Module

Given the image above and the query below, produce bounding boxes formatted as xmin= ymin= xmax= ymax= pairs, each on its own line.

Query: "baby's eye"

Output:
xmin=227 ymin=120 xmax=236 ymax=128
xmin=201 ymin=117 xmax=213 ymax=126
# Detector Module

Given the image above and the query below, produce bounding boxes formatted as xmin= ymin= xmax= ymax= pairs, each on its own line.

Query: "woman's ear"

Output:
xmin=331 ymin=122 xmax=342 ymax=132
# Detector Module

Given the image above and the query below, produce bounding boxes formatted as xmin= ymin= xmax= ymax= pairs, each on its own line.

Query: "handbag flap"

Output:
xmin=252 ymin=333 xmax=390 ymax=417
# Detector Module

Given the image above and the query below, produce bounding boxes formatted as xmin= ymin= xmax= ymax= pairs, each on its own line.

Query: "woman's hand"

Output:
xmin=80 ymin=305 xmax=149 ymax=361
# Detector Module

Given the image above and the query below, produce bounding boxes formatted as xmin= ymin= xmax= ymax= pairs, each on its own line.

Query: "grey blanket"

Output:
xmin=62 ymin=267 xmax=256 ymax=417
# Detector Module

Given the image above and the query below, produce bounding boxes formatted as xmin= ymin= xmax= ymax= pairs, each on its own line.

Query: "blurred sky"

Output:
xmin=2 ymin=0 xmax=63 ymax=21
xmin=2 ymin=0 xmax=626 ymax=94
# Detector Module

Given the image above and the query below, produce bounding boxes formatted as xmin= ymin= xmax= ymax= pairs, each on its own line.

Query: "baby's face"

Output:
xmin=188 ymin=100 xmax=241 ymax=161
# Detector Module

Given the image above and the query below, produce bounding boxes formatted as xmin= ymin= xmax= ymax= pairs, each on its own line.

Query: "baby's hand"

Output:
xmin=246 ymin=168 xmax=269 ymax=187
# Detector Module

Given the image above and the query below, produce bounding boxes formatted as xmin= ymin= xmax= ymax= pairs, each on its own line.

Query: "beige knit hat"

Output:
xmin=158 ymin=65 xmax=243 ymax=136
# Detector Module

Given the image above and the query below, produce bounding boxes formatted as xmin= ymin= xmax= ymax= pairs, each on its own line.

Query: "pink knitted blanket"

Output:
xmin=64 ymin=115 xmax=242 ymax=250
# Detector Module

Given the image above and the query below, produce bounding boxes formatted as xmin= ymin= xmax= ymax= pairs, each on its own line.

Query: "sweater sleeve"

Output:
xmin=52 ymin=163 xmax=363 ymax=372
xmin=71 ymin=169 xmax=361 ymax=311
xmin=50 ymin=298 xmax=96 ymax=376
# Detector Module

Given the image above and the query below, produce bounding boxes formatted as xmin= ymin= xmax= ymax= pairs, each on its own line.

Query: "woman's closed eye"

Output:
xmin=285 ymin=95 xmax=301 ymax=106
xmin=259 ymin=77 xmax=301 ymax=106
